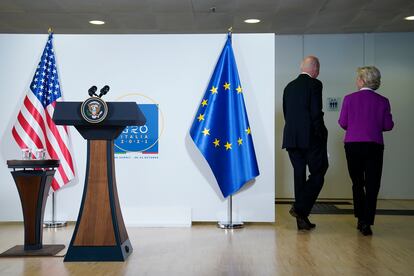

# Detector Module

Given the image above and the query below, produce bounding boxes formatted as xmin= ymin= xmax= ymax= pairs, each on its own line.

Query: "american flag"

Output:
xmin=12 ymin=33 xmax=75 ymax=191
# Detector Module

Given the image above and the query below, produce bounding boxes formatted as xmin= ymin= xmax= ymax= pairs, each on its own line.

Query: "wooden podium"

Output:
xmin=53 ymin=101 xmax=145 ymax=262
xmin=1 ymin=159 xmax=65 ymax=257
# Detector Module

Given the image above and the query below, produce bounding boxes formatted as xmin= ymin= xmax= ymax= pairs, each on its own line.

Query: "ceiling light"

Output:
xmin=244 ymin=19 xmax=261 ymax=24
xmin=89 ymin=20 xmax=105 ymax=25
xmin=404 ymin=16 xmax=414 ymax=20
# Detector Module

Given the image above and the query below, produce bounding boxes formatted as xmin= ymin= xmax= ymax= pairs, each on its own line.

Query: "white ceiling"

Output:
xmin=1 ymin=0 xmax=414 ymax=34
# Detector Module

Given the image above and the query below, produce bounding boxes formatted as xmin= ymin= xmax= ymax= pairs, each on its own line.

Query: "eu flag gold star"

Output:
xmin=236 ymin=86 xmax=242 ymax=93
xmin=210 ymin=86 xmax=218 ymax=94
xmin=223 ymin=82 xmax=230 ymax=90
xmin=238 ymin=137 xmax=243 ymax=145
xmin=202 ymin=128 xmax=210 ymax=136
xmin=197 ymin=113 xmax=205 ymax=122
xmin=201 ymin=99 xmax=208 ymax=107
xmin=213 ymin=138 xmax=220 ymax=147
xmin=245 ymin=127 xmax=251 ymax=135
xmin=224 ymin=141 xmax=232 ymax=150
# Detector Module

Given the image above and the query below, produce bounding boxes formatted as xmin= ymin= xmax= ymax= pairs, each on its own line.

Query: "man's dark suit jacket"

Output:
xmin=282 ymin=74 xmax=327 ymax=149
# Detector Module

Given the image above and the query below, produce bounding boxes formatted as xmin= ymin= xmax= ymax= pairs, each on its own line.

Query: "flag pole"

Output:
xmin=218 ymin=195 xmax=244 ymax=229
xmin=43 ymin=26 xmax=66 ymax=228
xmin=189 ymin=26 xmax=256 ymax=229
xmin=44 ymin=192 xmax=67 ymax=228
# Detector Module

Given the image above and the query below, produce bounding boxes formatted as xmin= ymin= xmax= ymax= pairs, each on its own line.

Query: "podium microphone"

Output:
xmin=88 ymin=86 xmax=98 ymax=97
xmin=99 ymin=85 xmax=110 ymax=98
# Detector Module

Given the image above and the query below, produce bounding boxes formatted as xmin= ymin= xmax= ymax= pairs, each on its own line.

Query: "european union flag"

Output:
xmin=190 ymin=33 xmax=260 ymax=198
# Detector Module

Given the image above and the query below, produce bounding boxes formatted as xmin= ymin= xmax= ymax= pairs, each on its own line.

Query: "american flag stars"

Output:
xmin=30 ymin=37 xmax=61 ymax=108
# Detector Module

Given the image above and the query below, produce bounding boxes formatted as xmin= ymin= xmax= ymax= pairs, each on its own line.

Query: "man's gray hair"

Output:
xmin=301 ymin=56 xmax=319 ymax=70
xmin=357 ymin=66 xmax=381 ymax=90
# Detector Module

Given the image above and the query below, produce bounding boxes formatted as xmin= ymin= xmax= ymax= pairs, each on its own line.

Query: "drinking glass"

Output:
xmin=34 ymin=149 xmax=46 ymax=160
xmin=21 ymin=148 xmax=32 ymax=160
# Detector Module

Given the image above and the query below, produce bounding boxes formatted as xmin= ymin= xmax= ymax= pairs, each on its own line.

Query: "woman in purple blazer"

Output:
xmin=338 ymin=66 xmax=394 ymax=236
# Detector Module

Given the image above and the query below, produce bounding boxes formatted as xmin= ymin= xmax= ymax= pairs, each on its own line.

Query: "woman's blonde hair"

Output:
xmin=357 ymin=66 xmax=381 ymax=90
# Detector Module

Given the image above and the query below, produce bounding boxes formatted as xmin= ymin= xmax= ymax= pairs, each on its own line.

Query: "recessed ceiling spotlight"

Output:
xmin=244 ymin=19 xmax=261 ymax=24
xmin=404 ymin=16 xmax=414 ymax=20
xmin=89 ymin=20 xmax=105 ymax=25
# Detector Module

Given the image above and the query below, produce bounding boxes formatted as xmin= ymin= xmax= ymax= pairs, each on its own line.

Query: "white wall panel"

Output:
xmin=275 ymin=32 xmax=414 ymax=199
xmin=373 ymin=33 xmax=414 ymax=199
xmin=0 ymin=34 xmax=275 ymax=224
xmin=275 ymin=35 xmax=303 ymax=199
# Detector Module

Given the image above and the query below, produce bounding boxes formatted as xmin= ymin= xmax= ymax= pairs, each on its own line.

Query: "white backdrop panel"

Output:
xmin=0 ymin=34 xmax=275 ymax=225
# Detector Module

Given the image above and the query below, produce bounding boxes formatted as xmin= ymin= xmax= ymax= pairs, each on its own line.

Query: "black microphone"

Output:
xmin=88 ymin=86 xmax=98 ymax=97
xmin=98 ymin=85 xmax=110 ymax=98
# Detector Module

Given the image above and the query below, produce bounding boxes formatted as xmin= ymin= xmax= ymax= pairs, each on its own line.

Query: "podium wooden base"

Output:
xmin=64 ymin=240 xmax=132 ymax=262
xmin=0 ymin=244 xmax=65 ymax=257
xmin=64 ymin=140 xmax=132 ymax=262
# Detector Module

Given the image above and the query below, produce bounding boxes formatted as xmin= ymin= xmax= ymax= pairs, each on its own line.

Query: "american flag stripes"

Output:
xmin=12 ymin=32 xmax=75 ymax=191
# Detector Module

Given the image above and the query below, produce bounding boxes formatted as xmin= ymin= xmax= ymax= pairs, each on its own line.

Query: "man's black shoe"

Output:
xmin=303 ymin=217 xmax=316 ymax=228
xmin=296 ymin=217 xmax=312 ymax=231
xmin=289 ymin=206 xmax=299 ymax=218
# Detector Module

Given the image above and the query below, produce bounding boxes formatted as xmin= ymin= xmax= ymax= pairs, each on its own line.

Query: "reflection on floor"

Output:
xmin=0 ymin=200 xmax=413 ymax=275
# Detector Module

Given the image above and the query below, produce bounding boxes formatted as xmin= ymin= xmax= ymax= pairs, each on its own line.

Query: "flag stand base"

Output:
xmin=217 ymin=195 xmax=244 ymax=230
xmin=217 ymin=221 xmax=244 ymax=229
xmin=44 ymin=221 xmax=67 ymax=228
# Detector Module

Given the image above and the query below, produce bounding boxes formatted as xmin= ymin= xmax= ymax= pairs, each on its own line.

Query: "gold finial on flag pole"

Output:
xmin=48 ymin=27 xmax=53 ymax=34
xmin=227 ymin=27 xmax=233 ymax=40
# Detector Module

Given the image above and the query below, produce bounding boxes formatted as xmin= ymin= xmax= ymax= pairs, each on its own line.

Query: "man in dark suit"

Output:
xmin=282 ymin=56 xmax=329 ymax=231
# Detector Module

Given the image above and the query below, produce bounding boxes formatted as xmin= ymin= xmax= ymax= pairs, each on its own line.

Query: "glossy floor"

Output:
xmin=0 ymin=200 xmax=413 ymax=276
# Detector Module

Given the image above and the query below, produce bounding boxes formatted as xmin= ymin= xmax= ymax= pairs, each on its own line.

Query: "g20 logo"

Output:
xmin=114 ymin=104 xmax=159 ymax=154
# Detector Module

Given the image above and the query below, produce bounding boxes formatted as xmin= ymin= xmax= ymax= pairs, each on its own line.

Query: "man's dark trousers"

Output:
xmin=288 ymin=140 xmax=328 ymax=217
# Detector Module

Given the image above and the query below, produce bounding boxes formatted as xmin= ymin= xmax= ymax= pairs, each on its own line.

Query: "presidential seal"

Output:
xmin=81 ymin=97 xmax=108 ymax=123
